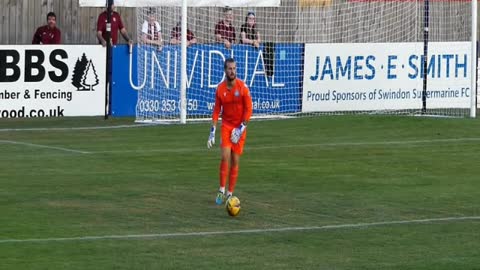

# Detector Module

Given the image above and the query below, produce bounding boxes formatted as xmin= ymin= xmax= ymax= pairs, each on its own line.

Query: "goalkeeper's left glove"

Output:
xmin=231 ymin=123 xmax=247 ymax=144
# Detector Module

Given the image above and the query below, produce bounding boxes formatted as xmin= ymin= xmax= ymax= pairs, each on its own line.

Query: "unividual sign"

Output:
xmin=0 ymin=45 xmax=106 ymax=118
xmin=127 ymin=44 xmax=286 ymax=91
xmin=111 ymin=44 xmax=303 ymax=116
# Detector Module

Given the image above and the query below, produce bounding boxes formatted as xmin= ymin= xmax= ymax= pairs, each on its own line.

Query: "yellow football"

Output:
xmin=226 ymin=196 xmax=241 ymax=217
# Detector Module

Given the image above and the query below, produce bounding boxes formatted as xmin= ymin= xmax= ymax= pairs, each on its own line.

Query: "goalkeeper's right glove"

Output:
xmin=207 ymin=126 xmax=216 ymax=149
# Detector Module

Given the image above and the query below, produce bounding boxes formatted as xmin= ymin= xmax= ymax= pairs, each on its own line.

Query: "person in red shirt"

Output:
xmin=215 ymin=6 xmax=236 ymax=49
xmin=170 ymin=22 xmax=197 ymax=46
xmin=208 ymin=58 xmax=253 ymax=204
xmin=96 ymin=3 xmax=133 ymax=46
xmin=32 ymin=12 xmax=61 ymax=44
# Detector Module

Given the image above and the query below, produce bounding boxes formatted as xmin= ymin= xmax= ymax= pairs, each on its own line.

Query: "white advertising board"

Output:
xmin=302 ymin=42 xmax=471 ymax=112
xmin=0 ymin=45 xmax=106 ymax=118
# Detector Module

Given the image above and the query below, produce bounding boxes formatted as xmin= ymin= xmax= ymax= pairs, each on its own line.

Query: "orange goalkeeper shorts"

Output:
xmin=221 ymin=124 xmax=247 ymax=155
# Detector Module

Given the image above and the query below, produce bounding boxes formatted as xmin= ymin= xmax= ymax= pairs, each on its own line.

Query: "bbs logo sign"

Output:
xmin=0 ymin=45 xmax=106 ymax=118
xmin=0 ymin=49 xmax=69 ymax=83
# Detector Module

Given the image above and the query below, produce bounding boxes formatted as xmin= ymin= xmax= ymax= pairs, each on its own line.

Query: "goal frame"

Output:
xmin=163 ymin=0 xmax=478 ymax=122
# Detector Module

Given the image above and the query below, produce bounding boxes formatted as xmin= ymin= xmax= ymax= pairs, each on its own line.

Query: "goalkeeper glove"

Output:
xmin=207 ymin=126 xmax=216 ymax=149
xmin=231 ymin=123 xmax=247 ymax=144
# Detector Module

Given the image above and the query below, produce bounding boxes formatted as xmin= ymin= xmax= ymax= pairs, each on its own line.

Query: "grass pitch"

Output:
xmin=0 ymin=116 xmax=479 ymax=269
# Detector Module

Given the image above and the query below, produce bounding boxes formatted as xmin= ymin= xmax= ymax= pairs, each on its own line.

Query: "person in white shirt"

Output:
xmin=141 ymin=9 xmax=162 ymax=48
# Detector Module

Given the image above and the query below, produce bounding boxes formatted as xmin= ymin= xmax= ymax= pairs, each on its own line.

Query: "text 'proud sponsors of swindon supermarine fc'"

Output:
xmin=303 ymin=42 xmax=471 ymax=112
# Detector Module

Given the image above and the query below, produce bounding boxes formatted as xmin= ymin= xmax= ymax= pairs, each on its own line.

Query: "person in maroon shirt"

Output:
xmin=215 ymin=6 xmax=236 ymax=49
xmin=32 ymin=12 xmax=61 ymax=44
xmin=170 ymin=22 xmax=197 ymax=46
xmin=96 ymin=3 xmax=133 ymax=46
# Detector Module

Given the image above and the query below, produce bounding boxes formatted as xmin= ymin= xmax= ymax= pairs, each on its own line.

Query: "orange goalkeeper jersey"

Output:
xmin=212 ymin=79 xmax=253 ymax=128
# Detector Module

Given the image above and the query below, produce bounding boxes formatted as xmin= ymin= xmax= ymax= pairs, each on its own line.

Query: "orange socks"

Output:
xmin=220 ymin=161 xmax=239 ymax=194
xmin=219 ymin=160 xmax=228 ymax=189
xmin=228 ymin=165 xmax=239 ymax=193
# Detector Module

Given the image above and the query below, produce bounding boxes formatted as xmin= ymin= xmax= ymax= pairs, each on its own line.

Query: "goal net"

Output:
xmin=135 ymin=0 xmax=476 ymax=123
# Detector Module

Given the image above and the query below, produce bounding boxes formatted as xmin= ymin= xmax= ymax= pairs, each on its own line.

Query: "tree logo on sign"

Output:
xmin=71 ymin=54 xmax=99 ymax=91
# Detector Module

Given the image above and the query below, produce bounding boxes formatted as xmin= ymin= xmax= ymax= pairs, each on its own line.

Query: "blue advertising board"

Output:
xmin=111 ymin=44 xmax=303 ymax=117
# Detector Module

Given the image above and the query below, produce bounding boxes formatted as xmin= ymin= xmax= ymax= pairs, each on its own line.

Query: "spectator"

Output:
xmin=32 ymin=12 xmax=61 ymax=44
xmin=215 ymin=6 xmax=236 ymax=49
xmin=240 ymin=11 xmax=260 ymax=48
xmin=170 ymin=22 xmax=197 ymax=46
xmin=142 ymin=9 xmax=163 ymax=47
xmin=96 ymin=2 xmax=132 ymax=46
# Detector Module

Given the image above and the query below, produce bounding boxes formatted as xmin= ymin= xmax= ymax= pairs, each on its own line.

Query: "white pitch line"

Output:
xmin=90 ymin=137 xmax=480 ymax=154
xmin=0 ymin=124 xmax=151 ymax=132
xmin=0 ymin=140 xmax=90 ymax=154
xmin=0 ymin=216 xmax=479 ymax=244
xmin=246 ymin=137 xmax=480 ymax=150
xmin=1 ymin=137 xmax=478 ymax=156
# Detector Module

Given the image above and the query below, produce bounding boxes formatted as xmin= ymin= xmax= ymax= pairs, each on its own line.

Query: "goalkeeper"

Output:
xmin=208 ymin=58 xmax=253 ymax=205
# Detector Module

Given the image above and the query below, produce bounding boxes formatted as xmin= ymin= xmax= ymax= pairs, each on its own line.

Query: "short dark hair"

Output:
xmin=47 ymin=12 xmax=56 ymax=20
xmin=224 ymin=58 xmax=236 ymax=69
xmin=106 ymin=0 xmax=114 ymax=10
xmin=147 ymin=8 xmax=155 ymax=16
xmin=223 ymin=6 xmax=232 ymax=13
